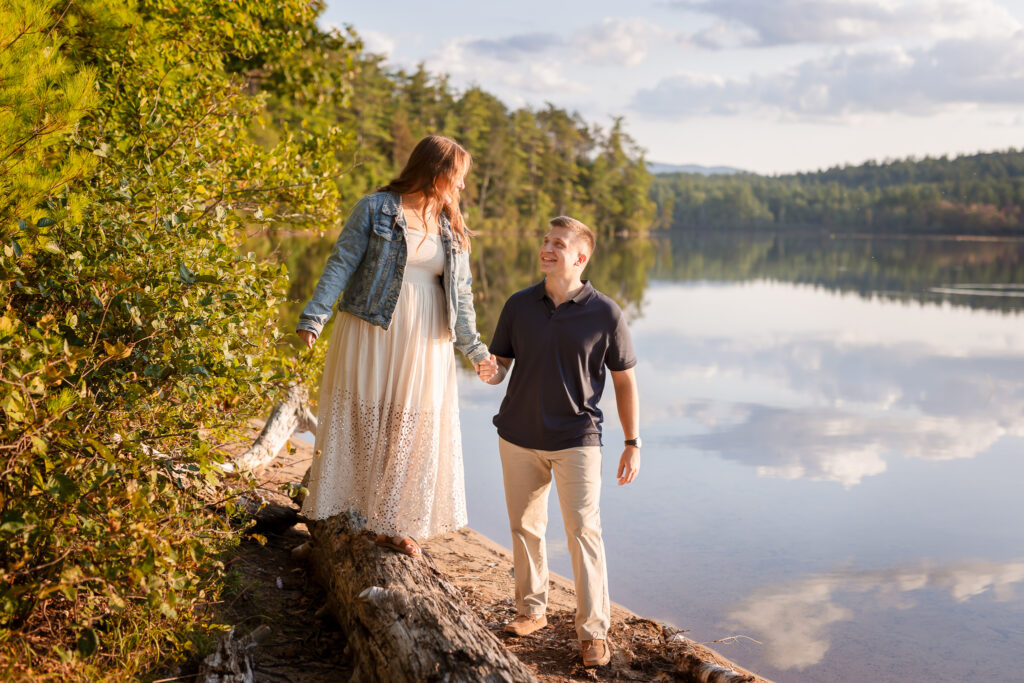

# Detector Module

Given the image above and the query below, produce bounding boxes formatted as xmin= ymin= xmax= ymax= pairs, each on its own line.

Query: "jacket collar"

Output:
xmin=381 ymin=190 xmax=401 ymax=217
xmin=382 ymin=190 xmax=455 ymax=240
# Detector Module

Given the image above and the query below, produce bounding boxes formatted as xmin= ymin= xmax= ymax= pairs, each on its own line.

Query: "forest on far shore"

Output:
xmin=650 ymin=149 xmax=1024 ymax=233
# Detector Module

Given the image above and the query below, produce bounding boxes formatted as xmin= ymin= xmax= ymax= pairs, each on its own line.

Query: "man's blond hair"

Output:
xmin=549 ymin=216 xmax=596 ymax=257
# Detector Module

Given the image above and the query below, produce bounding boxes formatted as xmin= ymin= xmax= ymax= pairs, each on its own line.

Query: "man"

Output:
xmin=476 ymin=216 xmax=641 ymax=668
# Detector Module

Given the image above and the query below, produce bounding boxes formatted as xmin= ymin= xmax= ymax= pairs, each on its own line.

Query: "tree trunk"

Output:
xmin=305 ymin=512 xmax=539 ymax=683
xmin=222 ymin=384 xmax=317 ymax=473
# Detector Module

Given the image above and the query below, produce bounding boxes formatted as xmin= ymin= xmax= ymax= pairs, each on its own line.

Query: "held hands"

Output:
xmin=297 ymin=329 xmax=317 ymax=350
xmin=475 ymin=354 xmax=501 ymax=384
xmin=617 ymin=446 xmax=640 ymax=486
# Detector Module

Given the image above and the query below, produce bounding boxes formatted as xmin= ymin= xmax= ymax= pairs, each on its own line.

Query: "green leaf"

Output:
xmin=49 ymin=473 xmax=78 ymax=502
xmin=178 ymin=263 xmax=196 ymax=284
xmin=3 ymin=393 xmax=26 ymax=423
xmin=0 ymin=511 xmax=26 ymax=534
xmin=76 ymin=627 xmax=99 ymax=657
xmin=87 ymin=438 xmax=115 ymax=464
xmin=36 ymin=217 xmax=57 ymax=227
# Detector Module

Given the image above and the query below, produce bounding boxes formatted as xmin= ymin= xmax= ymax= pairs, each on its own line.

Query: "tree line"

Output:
xmin=651 ymin=150 xmax=1024 ymax=233
xmin=262 ymin=51 xmax=656 ymax=239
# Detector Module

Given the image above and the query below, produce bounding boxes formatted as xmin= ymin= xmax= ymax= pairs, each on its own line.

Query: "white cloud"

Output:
xmin=572 ymin=18 xmax=669 ymax=67
xmin=675 ymin=0 xmax=1021 ymax=48
xmin=424 ymin=38 xmax=586 ymax=99
xmin=440 ymin=18 xmax=672 ymax=73
xmin=728 ymin=558 xmax=1024 ymax=670
xmin=503 ymin=62 xmax=587 ymax=95
xmin=358 ymin=28 xmax=396 ymax=58
xmin=632 ymin=32 xmax=1024 ymax=118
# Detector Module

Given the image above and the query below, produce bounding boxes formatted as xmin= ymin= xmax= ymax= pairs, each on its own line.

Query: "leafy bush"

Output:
xmin=0 ymin=0 xmax=353 ymax=676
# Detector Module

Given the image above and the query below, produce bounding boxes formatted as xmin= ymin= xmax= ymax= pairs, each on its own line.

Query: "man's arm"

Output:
xmin=611 ymin=367 xmax=640 ymax=486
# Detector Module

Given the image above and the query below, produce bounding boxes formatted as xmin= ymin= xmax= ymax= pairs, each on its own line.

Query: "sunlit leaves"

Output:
xmin=0 ymin=0 xmax=358 ymax=675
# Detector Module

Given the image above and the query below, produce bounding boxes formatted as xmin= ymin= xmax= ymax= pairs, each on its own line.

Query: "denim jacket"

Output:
xmin=296 ymin=191 xmax=490 ymax=365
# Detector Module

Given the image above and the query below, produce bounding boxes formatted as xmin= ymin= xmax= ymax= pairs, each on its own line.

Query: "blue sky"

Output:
xmin=322 ymin=1 xmax=1024 ymax=175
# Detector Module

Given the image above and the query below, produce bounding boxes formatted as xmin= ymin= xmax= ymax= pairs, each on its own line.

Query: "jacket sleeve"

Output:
xmin=296 ymin=195 xmax=375 ymax=338
xmin=452 ymin=247 xmax=490 ymax=365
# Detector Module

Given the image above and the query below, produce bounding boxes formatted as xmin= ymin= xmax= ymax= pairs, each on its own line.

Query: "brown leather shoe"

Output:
xmin=504 ymin=614 xmax=547 ymax=636
xmin=581 ymin=638 xmax=611 ymax=667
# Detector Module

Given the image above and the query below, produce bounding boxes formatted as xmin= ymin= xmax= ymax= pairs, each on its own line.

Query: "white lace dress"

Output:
xmin=301 ymin=229 xmax=467 ymax=539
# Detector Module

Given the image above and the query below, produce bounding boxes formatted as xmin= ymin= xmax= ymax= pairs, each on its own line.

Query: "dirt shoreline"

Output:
xmin=193 ymin=423 xmax=768 ymax=682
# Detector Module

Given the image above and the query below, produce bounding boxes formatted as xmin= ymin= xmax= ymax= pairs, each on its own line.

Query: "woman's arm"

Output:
xmin=451 ymin=248 xmax=490 ymax=365
xmin=296 ymin=195 xmax=376 ymax=340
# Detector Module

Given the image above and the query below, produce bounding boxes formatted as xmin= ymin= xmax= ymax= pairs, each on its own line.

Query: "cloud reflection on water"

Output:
xmin=727 ymin=558 xmax=1024 ymax=670
xmin=686 ymin=404 xmax=1019 ymax=487
xmin=634 ymin=283 xmax=1024 ymax=487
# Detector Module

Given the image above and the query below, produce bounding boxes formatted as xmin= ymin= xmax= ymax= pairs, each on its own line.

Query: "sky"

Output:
xmin=321 ymin=0 xmax=1024 ymax=175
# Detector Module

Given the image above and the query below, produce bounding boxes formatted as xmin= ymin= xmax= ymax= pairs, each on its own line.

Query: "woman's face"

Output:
xmin=435 ymin=158 xmax=468 ymax=201
xmin=444 ymin=166 xmax=467 ymax=200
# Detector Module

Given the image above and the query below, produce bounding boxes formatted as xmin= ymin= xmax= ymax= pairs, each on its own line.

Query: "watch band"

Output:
xmin=624 ymin=437 xmax=642 ymax=448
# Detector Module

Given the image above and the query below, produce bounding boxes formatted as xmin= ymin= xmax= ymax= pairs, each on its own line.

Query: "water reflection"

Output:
xmin=634 ymin=282 xmax=1024 ymax=487
xmin=727 ymin=558 xmax=1024 ymax=670
xmin=652 ymin=231 xmax=1024 ymax=313
xmin=685 ymin=405 xmax=1022 ymax=487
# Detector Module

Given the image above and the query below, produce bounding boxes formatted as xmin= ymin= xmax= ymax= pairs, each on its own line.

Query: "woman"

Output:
xmin=296 ymin=135 xmax=494 ymax=557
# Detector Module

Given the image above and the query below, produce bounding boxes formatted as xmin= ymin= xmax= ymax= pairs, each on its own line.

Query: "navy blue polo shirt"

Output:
xmin=489 ymin=279 xmax=637 ymax=450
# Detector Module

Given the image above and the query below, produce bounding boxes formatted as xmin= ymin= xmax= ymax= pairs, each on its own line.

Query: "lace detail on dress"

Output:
xmin=303 ymin=389 xmax=467 ymax=538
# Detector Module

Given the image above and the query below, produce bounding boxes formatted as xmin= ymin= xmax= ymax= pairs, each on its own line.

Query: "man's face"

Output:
xmin=539 ymin=226 xmax=585 ymax=277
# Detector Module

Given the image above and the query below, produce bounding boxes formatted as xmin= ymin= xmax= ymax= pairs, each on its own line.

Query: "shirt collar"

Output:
xmin=535 ymin=279 xmax=595 ymax=304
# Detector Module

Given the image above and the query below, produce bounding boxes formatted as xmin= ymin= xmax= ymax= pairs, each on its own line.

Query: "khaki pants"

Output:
xmin=498 ymin=436 xmax=611 ymax=640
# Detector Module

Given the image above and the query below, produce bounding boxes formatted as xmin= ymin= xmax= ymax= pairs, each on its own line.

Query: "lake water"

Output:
xmin=458 ymin=232 xmax=1024 ymax=682
xmin=280 ymin=230 xmax=1024 ymax=682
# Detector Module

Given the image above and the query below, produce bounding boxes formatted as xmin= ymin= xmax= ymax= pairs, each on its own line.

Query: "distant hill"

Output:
xmin=647 ymin=161 xmax=746 ymax=176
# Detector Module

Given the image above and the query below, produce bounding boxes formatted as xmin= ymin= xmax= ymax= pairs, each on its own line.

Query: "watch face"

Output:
xmin=626 ymin=437 xmax=642 ymax=448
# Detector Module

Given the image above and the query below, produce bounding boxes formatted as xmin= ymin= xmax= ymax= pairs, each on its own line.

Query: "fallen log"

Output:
xmin=221 ymin=384 xmax=317 ymax=473
xmin=306 ymin=512 xmax=539 ymax=683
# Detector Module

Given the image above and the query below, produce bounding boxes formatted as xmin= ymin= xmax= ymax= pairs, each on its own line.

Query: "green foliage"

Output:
xmin=0 ymin=0 xmax=355 ymax=677
xmin=0 ymin=0 xmax=98 ymax=227
xmin=651 ymin=150 xmax=1024 ymax=233
xmin=289 ymin=56 xmax=657 ymax=238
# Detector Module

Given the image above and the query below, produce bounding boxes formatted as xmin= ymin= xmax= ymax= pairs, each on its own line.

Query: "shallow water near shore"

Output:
xmin=455 ymin=232 xmax=1024 ymax=683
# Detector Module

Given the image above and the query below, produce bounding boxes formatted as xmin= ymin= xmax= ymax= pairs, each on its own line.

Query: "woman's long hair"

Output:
xmin=378 ymin=135 xmax=474 ymax=250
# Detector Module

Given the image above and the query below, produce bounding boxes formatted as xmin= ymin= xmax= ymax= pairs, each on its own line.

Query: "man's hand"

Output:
xmin=297 ymin=329 xmax=317 ymax=349
xmin=475 ymin=354 xmax=500 ymax=383
xmin=616 ymin=446 xmax=640 ymax=486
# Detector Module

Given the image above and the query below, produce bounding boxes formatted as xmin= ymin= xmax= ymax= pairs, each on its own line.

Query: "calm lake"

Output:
xmin=278 ymin=229 xmax=1024 ymax=682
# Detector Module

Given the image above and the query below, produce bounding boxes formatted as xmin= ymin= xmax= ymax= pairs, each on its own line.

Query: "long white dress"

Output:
xmin=301 ymin=229 xmax=468 ymax=539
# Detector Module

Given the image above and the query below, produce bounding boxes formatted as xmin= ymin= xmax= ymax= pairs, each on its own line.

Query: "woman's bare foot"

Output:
xmin=375 ymin=534 xmax=422 ymax=557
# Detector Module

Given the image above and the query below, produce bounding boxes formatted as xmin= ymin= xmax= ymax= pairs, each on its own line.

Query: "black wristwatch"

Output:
xmin=624 ymin=437 xmax=642 ymax=448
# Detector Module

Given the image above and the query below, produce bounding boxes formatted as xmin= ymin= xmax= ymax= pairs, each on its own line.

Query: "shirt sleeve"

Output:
xmin=605 ymin=305 xmax=637 ymax=371
xmin=488 ymin=297 xmax=516 ymax=359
